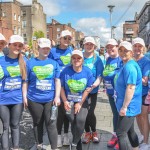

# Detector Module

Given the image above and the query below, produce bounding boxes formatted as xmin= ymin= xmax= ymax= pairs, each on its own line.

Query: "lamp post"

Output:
xmin=108 ymin=5 xmax=115 ymax=38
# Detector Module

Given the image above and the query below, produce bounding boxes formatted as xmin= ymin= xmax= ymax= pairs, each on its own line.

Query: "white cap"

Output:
xmin=0 ymin=33 xmax=6 ymax=42
xmin=119 ymin=41 xmax=132 ymax=51
xmin=9 ymin=35 xmax=24 ymax=44
xmin=132 ymin=37 xmax=145 ymax=47
xmin=38 ymin=38 xmax=51 ymax=48
xmin=60 ymin=30 xmax=72 ymax=38
xmin=71 ymin=50 xmax=83 ymax=58
xmin=106 ymin=39 xmax=118 ymax=46
xmin=83 ymin=37 xmax=96 ymax=45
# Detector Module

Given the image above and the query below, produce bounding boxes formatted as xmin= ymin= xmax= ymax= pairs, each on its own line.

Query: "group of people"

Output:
xmin=0 ymin=29 xmax=149 ymax=150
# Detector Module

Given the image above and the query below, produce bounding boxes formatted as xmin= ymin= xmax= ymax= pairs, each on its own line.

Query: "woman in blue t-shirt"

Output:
xmin=82 ymin=36 xmax=104 ymax=144
xmin=23 ymin=38 xmax=61 ymax=150
xmin=132 ymin=37 xmax=150 ymax=149
xmin=60 ymin=50 xmax=94 ymax=150
xmin=103 ymin=39 xmax=122 ymax=149
xmin=0 ymin=33 xmax=7 ymax=57
xmin=49 ymin=30 xmax=73 ymax=147
xmin=0 ymin=35 xmax=26 ymax=150
xmin=115 ymin=41 xmax=142 ymax=150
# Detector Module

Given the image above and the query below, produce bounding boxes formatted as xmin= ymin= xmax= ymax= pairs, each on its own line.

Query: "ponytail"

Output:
xmin=18 ymin=53 xmax=27 ymax=80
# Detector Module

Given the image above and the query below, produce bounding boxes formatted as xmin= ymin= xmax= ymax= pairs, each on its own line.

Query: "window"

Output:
xmin=14 ymin=26 xmax=17 ymax=34
xmin=23 ymin=34 xmax=27 ymax=37
xmin=14 ymin=13 xmax=16 ymax=20
xmin=22 ymin=11 xmax=26 ymax=16
xmin=57 ymin=28 xmax=60 ymax=32
xmin=127 ymin=28 xmax=133 ymax=31
xmin=22 ymin=21 xmax=26 ymax=28
xmin=18 ymin=27 xmax=21 ymax=35
xmin=18 ymin=15 xmax=20 ymax=22
xmin=2 ymin=12 xmax=6 ymax=17
xmin=57 ymin=34 xmax=60 ymax=39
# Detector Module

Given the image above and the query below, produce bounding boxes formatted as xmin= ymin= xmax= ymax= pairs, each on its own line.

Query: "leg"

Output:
xmin=116 ymin=116 xmax=136 ymax=150
xmin=10 ymin=104 xmax=23 ymax=149
xmin=28 ymin=100 xmax=44 ymax=145
xmin=44 ymin=101 xmax=57 ymax=149
xmin=107 ymin=94 xmax=118 ymax=132
xmin=0 ymin=105 xmax=10 ymax=150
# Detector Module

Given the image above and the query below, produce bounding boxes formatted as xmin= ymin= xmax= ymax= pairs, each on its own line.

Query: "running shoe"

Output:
xmin=92 ymin=131 xmax=100 ymax=143
xmin=82 ymin=132 xmax=92 ymax=144
xmin=107 ymin=135 xmax=118 ymax=147
xmin=114 ymin=143 xmax=119 ymax=150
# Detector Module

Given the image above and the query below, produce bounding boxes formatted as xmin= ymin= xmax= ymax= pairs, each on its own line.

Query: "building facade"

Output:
xmin=47 ymin=19 xmax=76 ymax=46
xmin=0 ymin=0 xmax=22 ymax=36
xmin=123 ymin=20 xmax=139 ymax=42
xmin=137 ymin=1 xmax=150 ymax=46
xmin=21 ymin=0 xmax=47 ymax=43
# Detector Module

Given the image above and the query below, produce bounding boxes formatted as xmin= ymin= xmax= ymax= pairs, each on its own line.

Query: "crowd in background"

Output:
xmin=0 ymin=30 xmax=150 ymax=150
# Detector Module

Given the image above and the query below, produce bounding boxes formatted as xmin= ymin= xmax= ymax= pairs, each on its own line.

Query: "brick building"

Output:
xmin=123 ymin=18 xmax=139 ymax=42
xmin=0 ymin=0 xmax=22 ymax=36
xmin=21 ymin=0 xmax=47 ymax=43
xmin=137 ymin=1 xmax=150 ymax=46
xmin=47 ymin=19 xmax=76 ymax=46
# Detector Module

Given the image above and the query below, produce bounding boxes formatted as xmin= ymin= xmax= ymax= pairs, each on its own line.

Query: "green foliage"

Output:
xmin=33 ymin=31 xmax=45 ymax=39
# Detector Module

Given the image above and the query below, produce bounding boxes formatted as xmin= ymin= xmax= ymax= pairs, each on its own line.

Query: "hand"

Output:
xmin=53 ymin=97 xmax=60 ymax=106
xmin=64 ymin=101 xmax=71 ymax=111
xmin=119 ymin=107 xmax=127 ymax=116
xmin=86 ymin=87 xmax=93 ymax=93
xmin=74 ymin=103 xmax=82 ymax=114
xmin=23 ymin=98 xmax=28 ymax=109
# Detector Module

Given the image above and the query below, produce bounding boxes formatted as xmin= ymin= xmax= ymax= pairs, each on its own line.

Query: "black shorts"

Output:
xmin=142 ymin=95 xmax=149 ymax=106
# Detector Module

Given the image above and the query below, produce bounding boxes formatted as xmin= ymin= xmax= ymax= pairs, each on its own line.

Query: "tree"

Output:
xmin=33 ymin=30 xmax=44 ymax=39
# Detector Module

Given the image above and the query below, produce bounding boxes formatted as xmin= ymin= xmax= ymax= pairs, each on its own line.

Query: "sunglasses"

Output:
xmin=63 ymin=36 xmax=72 ymax=41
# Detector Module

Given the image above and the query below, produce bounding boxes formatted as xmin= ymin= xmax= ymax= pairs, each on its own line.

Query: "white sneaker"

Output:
xmin=63 ymin=133 xmax=70 ymax=146
xmin=138 ymin=134 xmax=144 ymax=144
xmin=57 ymin=135 xmax=63 ymax=148
xmin=139 ymin=143 xmax=149 ymax=150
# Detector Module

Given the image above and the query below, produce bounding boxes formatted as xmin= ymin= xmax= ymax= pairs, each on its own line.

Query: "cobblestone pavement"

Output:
xmin=0 ymin=90 xmax=149 ymax=150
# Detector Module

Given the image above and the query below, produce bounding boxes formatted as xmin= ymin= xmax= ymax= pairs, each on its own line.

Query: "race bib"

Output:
xmin=4 ymin=78 xmax=21 ymax=90
xmin=67 ymin=92 xmax=82 ymax=102
xmin=105 ymin=81 xmax=113 ymax=90
xmin=36 ymin=79 xmax=52 ymax=91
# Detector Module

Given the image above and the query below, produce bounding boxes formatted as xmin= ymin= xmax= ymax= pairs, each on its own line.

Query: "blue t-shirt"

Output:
xmin=27 ymin=58 xmax=60 ymax=103
xmin=84 ymin=55 xmax=104 ymax=93
xmin=0 ymin=52 xmax=4 ymax=57
xmin=114 ymin=59 xmax=142 ymax=116
xmin=99 ymin=55 xmax=106 ymax=67
xmin=0 ymin=56 xmax=23 ymax=105
xmin=145 ymin=51 xmax=150 ymax=60
xmin=48 ymin=46 xmax=73 ymax=72
xmin=60 ymin=66 xmax=94 ymax=102
xmin=103 ymin=57 xmax=122 ymax=95
xmin=137 ymin=56 xmax=150 ymax=96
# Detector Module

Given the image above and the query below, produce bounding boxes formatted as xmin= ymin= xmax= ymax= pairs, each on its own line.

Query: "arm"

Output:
xmin=120 ymin=84 xmax=135 ymax=116
xmin=22 ymin=82 xmax=28 ymax=109
xmin=74 ymin=87 xmax=92 ymax=114
xmin=53 ymin=78 xmax=61 ymax=106
xmin=92 ymin=76 xmax=102 ymax=88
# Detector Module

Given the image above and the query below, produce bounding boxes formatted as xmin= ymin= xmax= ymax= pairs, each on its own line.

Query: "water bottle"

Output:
xmin=50 ymin=105 xmax=58 ymax=120
xmin=66 ymin=101 xmax=74 ymax=115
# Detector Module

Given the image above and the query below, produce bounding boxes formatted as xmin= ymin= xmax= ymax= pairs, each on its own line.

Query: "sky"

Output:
xmin=2 ymin=0 xmax=149 ymax=45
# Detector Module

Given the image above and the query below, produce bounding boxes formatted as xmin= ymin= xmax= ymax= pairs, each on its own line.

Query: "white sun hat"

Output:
xmin=9 ymin=35 xmax=24 ymax=44
xmin=119 ymin=41 xmax=132 ymax=51
xmin=38 ymin=38 xmax=51 ymax=48
xmin=71 ymin=50 xmax=83 ymax=58
xmin=83 ymin=36 xmax=96 ymax=45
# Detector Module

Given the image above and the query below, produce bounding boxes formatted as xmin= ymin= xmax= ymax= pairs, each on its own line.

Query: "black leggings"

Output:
xmin=66 ymin=101 xmax=88 ymax=150
xmin=85 ymin=93 xmax=98 ymax=132
xmin=28 ymin=100 xmax=57 ymax=149
xmin=116 ymin=116 xmax=139 ymax=149
xmin=0 ymin=103 xmax=23 ymax=150
xmin=57 ymin=102 xmax=69 ymax=135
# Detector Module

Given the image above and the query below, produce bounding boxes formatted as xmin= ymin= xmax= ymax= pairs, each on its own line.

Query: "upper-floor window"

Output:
xmin=22 ymin=11 xmax=26 ymax=16
xmin=126 ymin=28 xmax=133 ymax=31
xmin=22 ymin=21 xmax=26 ymax=28
xmin=14 ymin=26 xmax=17 ymax=34
xmin=14 ymin=13 xmax=16 ymax=20
xmin=18 ymin=15 xmax=20 ymax=22
xmin=18 ymin=27 xmax=21 ymax=35
xmin=57 ymin=28 xmax=60 ymax=32
xmin=2 ymin=12 xmax=6 ymax=17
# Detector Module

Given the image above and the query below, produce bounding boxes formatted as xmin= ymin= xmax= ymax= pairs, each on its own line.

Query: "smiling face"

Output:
xmin=9 ymin=42 xmax=23 ymax=56
xmin=106 ymin=44 xmax=118 ymax=57
xmin=60 ymin=35 xmax=72 ymax=48
xmin=0 ymin=40 xmax=6 ymax=52
xmin=71 ymin=54 xmax=83 ymax=68
xmin=119 ymin=46 xmax=133 ymax=63
xmin=38 ymin=47 xmax=50 ymax=59
xmin=84 ymin=42 xmax=95 ymax=53
xmin=133 ymin=43 xmax=144 ymax=58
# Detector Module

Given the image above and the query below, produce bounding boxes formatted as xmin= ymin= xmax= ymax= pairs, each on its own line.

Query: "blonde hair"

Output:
xmin=18 ymin=53 xmax=27 ymax=80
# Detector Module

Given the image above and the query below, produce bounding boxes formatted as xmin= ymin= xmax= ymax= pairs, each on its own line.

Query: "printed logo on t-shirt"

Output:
xmin=103 ymin=63 xmax=117 ymax=76
xmin=84 ymin=63 xmax=94 ymax=70
xmin=33 ymin=64 xmax=54 ymax=80
xmin=60 ymin=53 xmax=71 ymax=65
xmin=7 ymin=65 xmax=20 ymax=77
xmin=67 ymin=78 xmax=87 ymax=93
xmin=0 ymin=66 xmax=4 ymax=79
